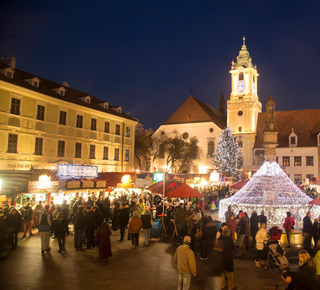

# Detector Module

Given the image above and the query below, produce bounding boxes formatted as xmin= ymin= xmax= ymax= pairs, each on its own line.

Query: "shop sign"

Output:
xmin=153 ymin=172 xmax=164 ymax=182
xmin=82 ymin=180 xmax=94 ymax=188
xmin=28 ymin=181 xmax=59 ymax=194
xmin=66 ymin=180 xmax=81 ymax=189
xmin=58 ymin=164 xmax=98 ymax=179
xmin=134 ymin=178 xmax=151 ymax=188
xmin=96 ymin=180 xmax=107 ymax=188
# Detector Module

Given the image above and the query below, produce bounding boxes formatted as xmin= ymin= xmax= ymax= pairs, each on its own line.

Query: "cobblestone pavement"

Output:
xmin=0 ymin=218 xmax=299 ymax=290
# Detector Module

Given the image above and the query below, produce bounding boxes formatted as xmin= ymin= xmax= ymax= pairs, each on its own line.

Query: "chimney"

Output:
xmin=0 ymin=55 xmax=16 ymax=69
xmin=219 ymin=91 xmax=225 ymax=114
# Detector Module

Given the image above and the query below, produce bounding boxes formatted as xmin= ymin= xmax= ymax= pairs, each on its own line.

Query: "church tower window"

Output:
xmin=239 ymin=72 xmax=244 ymax=81
xmin=207 ymin=141 xmax=214 ymax=158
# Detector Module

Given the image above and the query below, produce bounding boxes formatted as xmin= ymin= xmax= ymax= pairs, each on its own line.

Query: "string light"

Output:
xmin=219 ymin=161 xmax=313 ymax=226
xmin=57 ymin=164 xmax=98 ymax=179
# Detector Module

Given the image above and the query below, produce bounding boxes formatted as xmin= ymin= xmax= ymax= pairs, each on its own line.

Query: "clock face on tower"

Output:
xmin=238 ymin=80 xmax=244 ymax=93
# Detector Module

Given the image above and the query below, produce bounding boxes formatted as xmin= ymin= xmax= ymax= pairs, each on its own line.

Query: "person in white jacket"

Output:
xmin=254 ymin=222 xmax=268 ymax=267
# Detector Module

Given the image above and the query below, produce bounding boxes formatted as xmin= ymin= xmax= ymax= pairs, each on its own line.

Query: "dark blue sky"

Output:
xmin=1 ymin=1 xmax=319 ymax=130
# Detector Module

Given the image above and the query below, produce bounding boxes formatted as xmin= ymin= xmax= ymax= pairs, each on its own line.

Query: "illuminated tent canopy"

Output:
xmin=219 ymin=162 xmax=312 ymax=225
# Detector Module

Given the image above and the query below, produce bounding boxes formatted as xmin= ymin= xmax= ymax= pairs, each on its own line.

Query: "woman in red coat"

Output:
xmin=95 ymin=222 xmax=112 ymax=264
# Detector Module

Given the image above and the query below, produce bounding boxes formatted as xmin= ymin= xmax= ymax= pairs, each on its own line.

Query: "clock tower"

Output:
xmin=227 ymin=36 xmax=262 ymax=168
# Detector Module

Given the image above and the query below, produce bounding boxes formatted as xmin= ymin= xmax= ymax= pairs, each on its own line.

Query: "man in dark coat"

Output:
xmin=258 ymin=210 xmax=267 ymax=225
xmin=303 ymin=211 xmax=313 ymax=254
xmin=92 ymin=206 xmax=104 ymax=229
xmin=73 ymin=206 xmax=86 ymax=251
xmin=282 ymin=271 xmax=320 ymax=290
xmin=219 ymin=228 xmax=236 ymax=290
xmin=6 ymin=207 xmax=22 ymax=250
xmin=118 ymin=204 xmax=130 ymax=242
xmin=174 ymin=202 xmax=187 ymax=244
xmin=250 ymin=211 xmax=260 ymax=248
xmin=85 ymin=206 xmax=96 ymax=249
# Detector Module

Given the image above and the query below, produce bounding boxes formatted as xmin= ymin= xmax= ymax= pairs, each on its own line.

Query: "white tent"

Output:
xmin=219 ymin=162 xmax=312 ymax=225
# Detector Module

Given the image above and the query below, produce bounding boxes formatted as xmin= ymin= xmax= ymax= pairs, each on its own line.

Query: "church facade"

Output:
xmin=152 ymin=38 xmax=320 ymax=183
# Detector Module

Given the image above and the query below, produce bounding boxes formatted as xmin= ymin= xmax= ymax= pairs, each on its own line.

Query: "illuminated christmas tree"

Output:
xmin=213 ymin=126 xmax=243 ymax=181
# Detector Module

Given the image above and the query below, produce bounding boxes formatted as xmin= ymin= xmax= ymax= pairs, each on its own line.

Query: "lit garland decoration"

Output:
xmin=219 ymin=161 xmax=315 ymax=226
xmin=57 ymin=164 xmax=98 ymax=179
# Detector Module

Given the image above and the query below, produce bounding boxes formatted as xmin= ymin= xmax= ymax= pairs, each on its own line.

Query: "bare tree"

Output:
xmin=134 ymin=124 xmax=154 ymax=171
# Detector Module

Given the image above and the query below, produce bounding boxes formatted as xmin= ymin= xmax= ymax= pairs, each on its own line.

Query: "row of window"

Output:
xmin=10 ymin=98 xmax=131 ymax=136
xmin=281 ymin=156 xmax=314 ymax=167
xmin=8 ymin=134 xmax=130 ymax=161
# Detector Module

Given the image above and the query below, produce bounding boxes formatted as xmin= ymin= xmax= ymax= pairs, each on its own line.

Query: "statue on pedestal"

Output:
xmin=266 ymin=95 xmax=275 ymax=131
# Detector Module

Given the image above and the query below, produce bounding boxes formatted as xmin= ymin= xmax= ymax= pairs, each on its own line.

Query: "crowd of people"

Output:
xmin=3 ymin=193 xmax=320 ymax=289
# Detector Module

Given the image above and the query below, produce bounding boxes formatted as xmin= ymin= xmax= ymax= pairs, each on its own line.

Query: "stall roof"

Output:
xmin=98 ymin=172 xmax=135 ymax=188
xmin=0 ymin=170 xmax=34 ymax=194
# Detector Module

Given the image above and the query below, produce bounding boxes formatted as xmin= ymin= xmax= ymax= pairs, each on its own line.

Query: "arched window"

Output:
xmin=159 ymin=143 xmax=165 ymax=159
xmin=239 ymin=72 xmax=244 ymax=81
xmin=207 ymin=141 xmax=214 ymax=158
xmin=238 ymin=140 xmax=243 ymax=148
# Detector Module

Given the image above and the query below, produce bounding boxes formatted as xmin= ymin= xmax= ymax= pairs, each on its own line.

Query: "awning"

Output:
xmin=231 ymin=179 xmax=249 ymax=189
xmin=0 ymin=170 xmax=34 ymax=194
xmin=146 ymin=181 xmax=204 ymax=198
xmin=31 ymin=169 xmax=59 ymax=181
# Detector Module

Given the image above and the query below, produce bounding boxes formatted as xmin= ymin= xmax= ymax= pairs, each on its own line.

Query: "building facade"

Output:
xmin=0 ymin=56 xmax=138 ymax=174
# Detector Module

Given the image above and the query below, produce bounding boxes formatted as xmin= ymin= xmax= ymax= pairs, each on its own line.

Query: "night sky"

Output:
xmin=1 ymin=1 xmax=319 ymax=130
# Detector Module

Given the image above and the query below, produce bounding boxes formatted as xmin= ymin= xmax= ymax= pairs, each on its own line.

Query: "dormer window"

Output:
xmin=52 ymin=86 xmax=66 ymax=97
xmin=99 ymin=102 xmax=109 ymax=109
xmin=79 ymin=95 xmax=91 ymax=104
xmin=289 ymin=129 xmax=298 ymax=147
xmin=0 ymin=67 xmax=15 ymax=79
xmin=112 ymin=106 xmax=122 ymax=113
xmin=25 ymin=77 xmax=41 ymax=88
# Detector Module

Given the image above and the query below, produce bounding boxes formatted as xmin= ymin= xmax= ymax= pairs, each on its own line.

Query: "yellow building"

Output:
xmin=227 ymin=36 xmax=262 ymax=170
xmin=0 ymin=56 xmax=138 ymax=175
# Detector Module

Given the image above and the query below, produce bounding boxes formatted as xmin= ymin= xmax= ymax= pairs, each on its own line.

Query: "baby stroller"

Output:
xmin=266 ymin=241 xmax=289 ymax=273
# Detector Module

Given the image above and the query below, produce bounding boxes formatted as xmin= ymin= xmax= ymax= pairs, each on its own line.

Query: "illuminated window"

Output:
xmin=306 ymin=156 xmax=314 ymax=166
xmin=75 ymin=143 xmax=82 ymax=158
xmin=103 ymin=147 xmax=109 ymax=160
xmin=114 ymin=148 xmax=119 ymax=161
xmin=294 ymin=156 xmax=301 ymax=166
xmin=91 ymin=118 xmax=97 ymax=131
xmin=283 ymin=156 xmax=290 ymax=166
xmin=59 ymin=111 xmax=67 ymax=125
xmin=8 ymin=134 xmax=18 ymax=153
xmin=115 ymin=124 xmax=121 ymax=135
xmin=239 ymin=72 xmax=244 ymax=81
xmin=11 ymin=98 xmax=20 ymax=115
xmin=89 ymin=145 xmax=95 ymax=159
xmin=57 ymin=141 xmax=65 ymax=157
xmin=37 ymin=105 xmax=45 ymax=121
xmin=126 ymin=127 xmax=131 ymax=137
xmin=207 ymin=141 xmax=214 ymax=158
xmin=125 ymin=149 xmax=129 ymax=161
xmin=294 ymin=174 xmax=302 ymax=184
xmin=76 ymin=115 xmax=83 ymax=128
xmin=104 ymin=122 xmax=110 ymax=133
xmin=34 ymin=138 xmax=43 ymax=155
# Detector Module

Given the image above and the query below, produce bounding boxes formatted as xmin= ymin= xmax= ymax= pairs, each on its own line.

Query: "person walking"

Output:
xmin=95 ymin=222 xmax=112 ymax=264
xmin=236 ymin=212 xmax=247 ymax=256
xmin=21 ymin=202 xmax=33 ymax=238
xmin=250 ymin=210 xmax=259 ymax=248
xmin=200 ymin=215 xmax=217 ymax=260
xmin=51 ymin=212 xmax=68 ymax=252
xmin=303 ymin=211 xmax=313 ymax=254
xmin=128 ymin=211 xmax=143 ymax=248
xmin=118 ymin=204 xmax=130 ymax=242
xmin=38 ymin=205 xmax=52 ymax=255
xmin=174 ymin=235 xmax=196 ymax=290
xmin=6 ymin=207 xmax=22 ymax=250
xmin=73 ymin=206 xmax=86 ymax=251
xmin=254 ymin=222 xmax=268 ymax=267
xmin=141 ymin=208 xmax=153 ymax=246
xmin=283 ymin=211 xmax=295 ymax=248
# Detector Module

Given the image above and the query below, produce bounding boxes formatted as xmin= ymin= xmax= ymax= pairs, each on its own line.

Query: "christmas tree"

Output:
xmin=213 ymin=126 xmax=243 ymax=181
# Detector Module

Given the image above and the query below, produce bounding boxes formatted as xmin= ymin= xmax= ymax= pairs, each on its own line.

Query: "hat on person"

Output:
xmin=183 ymin=235 xmax=191 ymax=244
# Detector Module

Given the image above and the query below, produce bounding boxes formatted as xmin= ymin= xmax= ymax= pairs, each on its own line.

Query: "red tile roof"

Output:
xmin=254 ymin=109 xmax=320 ymax=148
xmin=163 ymin=96 xmax=227 ymax=129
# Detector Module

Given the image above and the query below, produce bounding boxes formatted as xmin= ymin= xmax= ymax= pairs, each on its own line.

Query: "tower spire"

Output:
xmin=243 ymin=35 xmax=246 ymax=45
